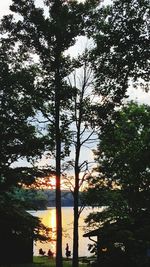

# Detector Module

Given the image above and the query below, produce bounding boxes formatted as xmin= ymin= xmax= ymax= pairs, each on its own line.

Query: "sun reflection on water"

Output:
xmin=32 ymin=208 xmax=57 ymax=256
xmin=32 ymin=207 xmax=99 ymax=257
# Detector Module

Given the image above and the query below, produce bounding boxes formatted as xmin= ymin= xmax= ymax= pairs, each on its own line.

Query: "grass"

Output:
xmin=35 ymin=256 xmax=89 ymax=266
xmin=0 ymin=256 xmax=88 ymax=267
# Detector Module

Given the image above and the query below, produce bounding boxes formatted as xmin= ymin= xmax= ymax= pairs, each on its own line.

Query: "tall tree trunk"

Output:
xmin=55 ymin=116 xmax=62 ymax=267
xmin=54 ymin=1 xmax=63 ymax=265
xmin=55 ymin=46 xmax=63 ymax=267
xmin=72 ymin=81 xmax=85 ymax=267
xmin=73 ymin=131 xmax=81 ymax=267
xmin=73 ymin=170 xmax=79 ymax=267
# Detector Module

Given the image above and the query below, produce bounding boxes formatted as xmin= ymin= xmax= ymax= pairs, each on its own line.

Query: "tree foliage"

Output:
xmin=1 ymin=0 xmax=149 ymax=266
xmin=0 ymin=33 xmax=50 ymax=256
xmin=85 ymin=102 xmax=150 ymax=267
xmin=1 ymin=1 xmax=99 ymax=266
xmin=86 ymin=0 xmax=150 ymax=127
xmin=66 ymin=51 xmax=98 ymax=267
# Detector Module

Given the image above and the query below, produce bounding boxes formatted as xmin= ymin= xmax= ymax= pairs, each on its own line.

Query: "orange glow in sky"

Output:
xmin=35 ymin=176 xmax=56 ymax=189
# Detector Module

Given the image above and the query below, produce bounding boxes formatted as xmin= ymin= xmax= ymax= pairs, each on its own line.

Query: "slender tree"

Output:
xmin=1 ymin=1 xmax=99 ymax=266
xmin=66 ymin=1 xmax=149 ymax=266
xmin=63 ymin=50 xmax=96 ymax=266
xmin=67 ymin=52 xmax=97 ymax=267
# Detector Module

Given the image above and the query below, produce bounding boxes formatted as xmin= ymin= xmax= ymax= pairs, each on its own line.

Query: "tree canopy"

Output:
xmin=85 ymin=102 xmax=150 ymax=267
xmin=86 ymin=0 xmax=149 ymax=126
xmin=0 ymin=0 xmax=149 ymax=266
xmin=0 ymin=32 xmax=50 ymax=259
xmin=0 ymin=1 xmax=100 ymax=266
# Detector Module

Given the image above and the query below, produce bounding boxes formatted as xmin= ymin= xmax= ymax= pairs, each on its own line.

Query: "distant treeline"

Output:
xmin=17 ymin=188 xmax=84 ymax=210
xmin=28 ymin=189 xmax=75 ymax=209
xmin=41 ymin=189 xmax=75 ymax=208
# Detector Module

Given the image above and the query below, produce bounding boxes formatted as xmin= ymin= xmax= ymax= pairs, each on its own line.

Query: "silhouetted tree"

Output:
xmin=87 ymin=0 xmax=149 ymax=122
xmin=1 ymin=1 xmax=99 ymax=266
xmin=64 ymin=51 xmax=98 ymax=267
xmin=0 ymin=35 xmax=50 ymax=264
xmin=85 ymin=102 xmax=150 ymax=267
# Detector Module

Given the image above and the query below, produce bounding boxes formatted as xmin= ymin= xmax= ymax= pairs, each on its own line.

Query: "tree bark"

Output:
xmin=73 ymin=164 xmax=80 ymax=267
xmin=73 ymin=119 xmax=81 ymax=267
xmin=55 ymin=108 xmax=62 ymax=267
xmin=55 ymin=44 xmax=63 ymax=267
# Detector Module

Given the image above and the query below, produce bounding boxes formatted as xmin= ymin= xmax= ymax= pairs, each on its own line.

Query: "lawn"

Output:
xmin=35 ymin=256 xmax=90 ymax=266
xmin=0 ymin=256 xmax=88 ymax=267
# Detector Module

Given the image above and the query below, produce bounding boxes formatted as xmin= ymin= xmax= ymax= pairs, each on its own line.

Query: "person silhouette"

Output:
xmin=47 ymin=249 xmax=53 ymax=258
xmin=65 ymin=243 xmax=71 ymax=258
xmin=39 ymin=248 xmax=45 ymax=255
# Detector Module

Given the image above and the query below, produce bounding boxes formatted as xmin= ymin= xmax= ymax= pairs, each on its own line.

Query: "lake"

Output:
xmin=29 ymin=207 xmax=99 ymax=257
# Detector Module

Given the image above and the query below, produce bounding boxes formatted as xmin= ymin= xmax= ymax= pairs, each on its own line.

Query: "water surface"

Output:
xmin=30 ymin=207 xmax=98 ymax=257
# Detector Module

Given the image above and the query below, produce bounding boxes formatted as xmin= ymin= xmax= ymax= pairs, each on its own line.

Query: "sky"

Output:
xmin=0 ymin=0 xmax=12 ymax=17
xmin=0 ymin=0 xmax=149 ymax=104
xmin=0 ymin=0 xmax=150 ymax=170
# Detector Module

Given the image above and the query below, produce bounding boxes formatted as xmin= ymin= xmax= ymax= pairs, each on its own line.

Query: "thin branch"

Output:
xmin=78 ymin=205 xmax=85 ymax=217
xmin=28 ymin=117 xmax=49 ymax=124
xmin=79 ymin=125 xmax=87 ymax=137
xmin=80 ymin=130 xmax=95 ymax=146
xmin=38 ymin=107 xmax=54 ymax=124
